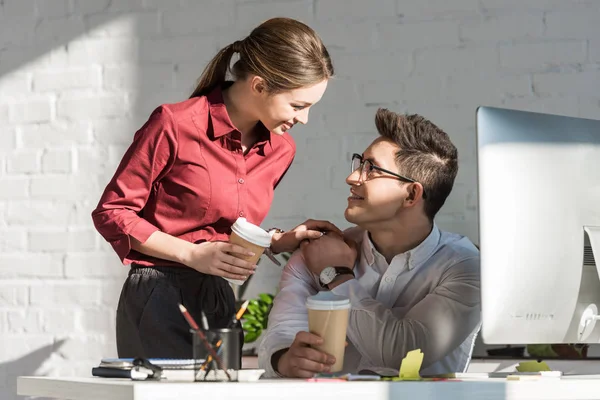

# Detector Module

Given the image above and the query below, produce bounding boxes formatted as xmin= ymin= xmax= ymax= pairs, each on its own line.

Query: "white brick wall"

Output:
xmin=1 ymin=0 xmax=600 ymax=398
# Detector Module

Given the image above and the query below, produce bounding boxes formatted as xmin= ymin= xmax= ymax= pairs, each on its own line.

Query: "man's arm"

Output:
xmin=331 ymin=257 xmax=480 ymax=371
xmin=257 ymin=251 xmax=319 ymax=377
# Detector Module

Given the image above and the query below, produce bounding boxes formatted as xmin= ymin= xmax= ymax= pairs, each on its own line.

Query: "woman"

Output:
xmin=91 ymin=17 xmax=338 ymax=359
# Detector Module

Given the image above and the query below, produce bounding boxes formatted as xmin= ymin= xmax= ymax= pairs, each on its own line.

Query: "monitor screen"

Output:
xmin=477 ymin=106 xmax=600 ymax=345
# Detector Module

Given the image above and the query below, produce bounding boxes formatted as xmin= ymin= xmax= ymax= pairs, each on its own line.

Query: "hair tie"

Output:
xmin=231 ymin=40 xmax=243 ymax=53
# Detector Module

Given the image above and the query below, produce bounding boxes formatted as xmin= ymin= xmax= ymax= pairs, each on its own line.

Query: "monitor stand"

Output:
xmin=577 ymin=227 xmax=600 ymax=342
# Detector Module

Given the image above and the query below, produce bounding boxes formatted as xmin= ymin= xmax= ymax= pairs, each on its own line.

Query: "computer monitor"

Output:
xmin=477 ymin=106 xmax=600 ymax=345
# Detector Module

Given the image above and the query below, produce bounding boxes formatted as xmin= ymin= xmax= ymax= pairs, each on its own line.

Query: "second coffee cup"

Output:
xmin=227 ymin=217 xmax=272 ymax=285
xmin=306 ymin=291 xmax=351 ymax=373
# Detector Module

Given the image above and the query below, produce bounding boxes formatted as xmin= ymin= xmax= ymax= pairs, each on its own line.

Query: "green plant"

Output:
xmin=242 ymin=293 xmax=274 ymax=343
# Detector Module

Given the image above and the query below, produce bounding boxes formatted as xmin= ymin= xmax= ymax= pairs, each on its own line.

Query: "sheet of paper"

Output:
xmin=398 ymin=349 xmax=424 ymax=380
xmin=516 ymin=360 xmax=551 ymax=372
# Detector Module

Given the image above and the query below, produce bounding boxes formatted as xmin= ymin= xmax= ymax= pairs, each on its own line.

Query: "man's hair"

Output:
xmin=374 ymin=108 xmax=458 ymax=221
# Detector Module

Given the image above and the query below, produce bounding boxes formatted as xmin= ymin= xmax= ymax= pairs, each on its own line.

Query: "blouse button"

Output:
xmin=239 ymin=211 xmax=244 ymax=217
xmin=238 ymin=178 xmax=244 ymax=184
xmin=385 ymin=276 xmax=393 ymax=283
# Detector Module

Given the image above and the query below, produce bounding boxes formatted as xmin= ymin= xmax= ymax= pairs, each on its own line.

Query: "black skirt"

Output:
xmin=116 ymin=265 xmax=238 ymax=359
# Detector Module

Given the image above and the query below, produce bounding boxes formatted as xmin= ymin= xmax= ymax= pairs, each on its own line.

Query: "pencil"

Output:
xmin=235 ymin=299 xmax=250 ymax=321
xmin=178 ymin=304 xmax=231 ymax=380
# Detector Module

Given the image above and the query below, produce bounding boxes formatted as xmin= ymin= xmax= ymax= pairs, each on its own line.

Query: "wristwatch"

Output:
xmin=319 ymin=266 xmax=355 ymax=288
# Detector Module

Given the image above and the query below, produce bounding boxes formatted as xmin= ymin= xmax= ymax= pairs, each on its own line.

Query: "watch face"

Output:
xmin=320 ymin=267 xmax=337 ymax=285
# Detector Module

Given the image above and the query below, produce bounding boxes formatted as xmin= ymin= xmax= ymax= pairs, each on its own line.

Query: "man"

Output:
xmin=258 ymin=108 xmax=480 ymax=378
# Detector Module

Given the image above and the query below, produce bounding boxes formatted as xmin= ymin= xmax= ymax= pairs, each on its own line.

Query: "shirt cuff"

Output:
xmin=258 ymin=342 xmax=290 ymax=378
xmin=113 ymin=218 xmax=159 ymax=263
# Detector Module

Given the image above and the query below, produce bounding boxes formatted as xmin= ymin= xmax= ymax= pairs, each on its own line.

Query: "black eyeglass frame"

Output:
xmin=351 ymin=153 xmax=427 ymax=199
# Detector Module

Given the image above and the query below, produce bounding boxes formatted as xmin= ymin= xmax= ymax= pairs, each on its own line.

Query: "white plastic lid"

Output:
xmin=306 ymin=291 xmax=351 ymax=310
xmin=231 ymin=217 xmax=272 ymax=248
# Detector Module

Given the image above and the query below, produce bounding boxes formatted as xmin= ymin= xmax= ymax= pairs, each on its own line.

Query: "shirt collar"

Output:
xmin=206 ymin=83 xmax=273 ymax=150
xmin=362 ymin=223 xmax=441 ymax=271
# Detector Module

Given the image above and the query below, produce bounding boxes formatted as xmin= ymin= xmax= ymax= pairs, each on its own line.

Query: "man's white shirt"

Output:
xmin=258 ymin=224 xmax=481 ymax=377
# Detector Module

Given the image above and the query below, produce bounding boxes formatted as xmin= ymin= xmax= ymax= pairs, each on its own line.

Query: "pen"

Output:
xmin=177 ymin=304 xmax=231 ymax=380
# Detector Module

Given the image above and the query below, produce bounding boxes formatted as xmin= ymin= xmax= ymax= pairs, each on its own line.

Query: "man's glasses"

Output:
xmin=351 ymin=153 xmax=427 ymax=199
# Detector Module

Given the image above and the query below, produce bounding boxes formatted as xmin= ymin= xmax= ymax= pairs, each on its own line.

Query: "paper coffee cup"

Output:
xmin=306 ymin=292 xmax=351 ymax=372
xmin=227 ymin=217 xmax=272 ymax=285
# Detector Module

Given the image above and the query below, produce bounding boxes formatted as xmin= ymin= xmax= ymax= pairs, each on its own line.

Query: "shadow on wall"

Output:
xmin=0 ymin=340 xmax=65 ymax=400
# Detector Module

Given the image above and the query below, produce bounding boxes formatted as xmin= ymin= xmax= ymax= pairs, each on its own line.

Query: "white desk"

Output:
xmin=16 ymin=375 xmax=600 ymax=400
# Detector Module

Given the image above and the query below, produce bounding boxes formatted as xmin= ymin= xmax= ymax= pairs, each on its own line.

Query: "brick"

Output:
xmin=0 ymin=103 xmax=8 ymax=122
xmin=534 ymin=70 xmax=600 ymax=97
xmin=317 ymin=0 xmax=394 ymax=19
xmin=590 ymin=40 xmax=600 ymax=63
xmin=34 ymin=16 xmax=85 ymax=45
xmin=162 ymin=2 xmax=234 ymax=35
xmin=10 ymin=97 xmax=53 ymax=124
xmin=6 ymin=150 xmax=40 ymax=174
xmin=72 ymin=0 xmax=111 ymax=14
xmin=85 ymin=11 xmax=159 ymax=37
xmin=480 ymin=0 xmax=598 ymax=11
xmin=0 ymin=178 xmax=29 ymax=200
xmin=0 ymin=228 xmax=27 ymax=251
xmin=92 ymin=119 xmax=139 ymax=145
xmin=76 ymin=146 xmax=110 ymax=177
xmin=499 ymin=40 xmax=586 ymax=70
xmin=28 ymin=229 xmax=96 ymax=252
xmin=378 ymin=21 xmax=460 ymax=49
xmin=502 ymin=95 xmax=580 ymax=117
xmin=323 ymin=106 xmax=382 ymax=134
xmin=104 ymin=64 xmax=175 ymax=90
xmin=546 ymin=11 xmax=600 ymax=39
xmin=1 ymin=334 xmax=54 ymax=360
xmin=19 ymin=121 xmax=93 ymax=147
xmin=30 ymin=282 xmax=101 ymax=306
xmin=33 ymin=67 xmax=101 ymax=92
xmin=0 ymin=285 xmax=28 ymax=306
xmin=65 ymin=252 xmax=126 ymax=278
xmin=236 ymin=0 xmax=314 ymax=27
xmin=415 ymin=46 xmax=497 ymax=76
xmin=58 ymin=335 xmax=109 ymax=360
xmin=333 ymin=50 xmax=413 ymax=80
xmin=396 ymin=0 xmax=480 ymax=19
xmin=57 ymin=93 xmax=127 ymax=119
xmin=67 ymin=38 xmax=140 ymax=65
xmin=69 ymin=199 xmax=100 ymax=226
xmin=362 ymin=81 xmax=405 ymax=105
xmin=140 ymin=36 xmax=216 ymax=63
xmin=1 ymin=0 xmax=36 ymax=17
xmin=312 ymin=21 xmax=377 ymax=50
xmin=0 ymin=16 xmax=36 ymax=47
xmin=460 ymin=14 xmax=544 ymax=43
xmin=578 ymin=97 xmax=600 ymax=120
xmin=0 ymin=253 xmax=63 ymax=278
xmin=30 ymin=175 xmax=99 ymax=201
xmin=446 ymin=74 xmax=532 ymax=104
xmin=8 ymin=309 xmax=42 ymax=333
xmin=0 ymin=72 xmax=32 ymax=94
xmin=99 ymin=279 xmax=128 ymax=307
xmin=174 ymin=62 xmax=214 ymax=92
xmin=42 ymin=308 xmax=78 ymax=333
xmin=5 ymin=200 xmax=73 ymax=226
xmin=36 ymin=0 xmax=71 ymax=17
xmin=79 ymin=308 xmax=115 ymax=333
xmin=42 ymin=148 xmax=73 ymax=173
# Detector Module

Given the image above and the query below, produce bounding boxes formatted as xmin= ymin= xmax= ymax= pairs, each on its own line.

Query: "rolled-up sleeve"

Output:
xmin=332 ymin=257 xmax=481 ymax=371
xmin=257 ymin=251 xmax=319 ymax=377
xmin=91 ymin=106 xmax=178 ymax=263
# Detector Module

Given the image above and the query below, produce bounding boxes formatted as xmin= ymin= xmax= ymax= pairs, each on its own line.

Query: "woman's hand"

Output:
xmin=183 ymin=241 xmax=257 ymax=281
xmin=270 ymin=219 xmax=343 ymax=254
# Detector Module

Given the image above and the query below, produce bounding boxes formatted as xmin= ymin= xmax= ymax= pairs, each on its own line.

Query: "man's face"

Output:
xmin=344 ymin=137 xmax=413 ymax=228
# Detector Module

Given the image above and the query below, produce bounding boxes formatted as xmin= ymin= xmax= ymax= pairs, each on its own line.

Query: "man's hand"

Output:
xmin=300 ymin=232 xmax=358 ymax=276
xmin=270 ymin=219 xmax=343 ymax=254
xmin=276 ymin=332 xmax=336 ymax=378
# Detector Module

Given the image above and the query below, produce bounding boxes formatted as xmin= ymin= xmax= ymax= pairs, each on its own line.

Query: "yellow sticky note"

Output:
xmin=399 ymin=349 xmax=424 ymax=380
xmin=516 ymin=360 xmax=551 ymax=372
